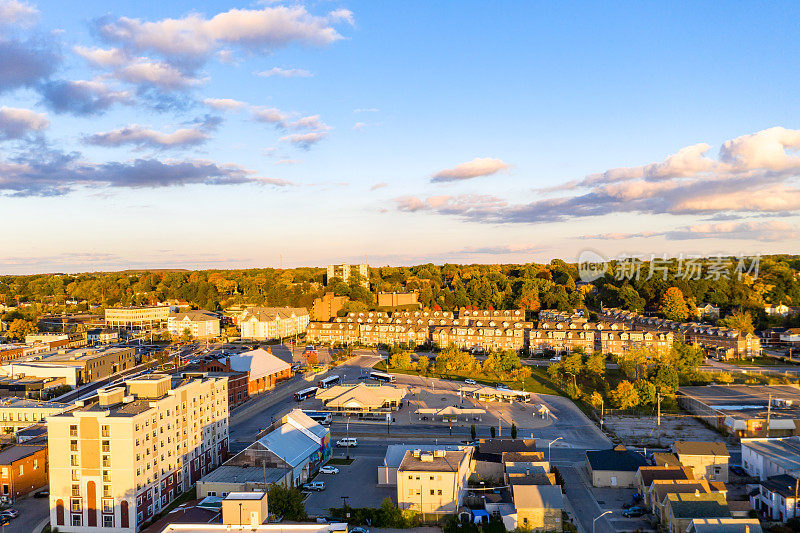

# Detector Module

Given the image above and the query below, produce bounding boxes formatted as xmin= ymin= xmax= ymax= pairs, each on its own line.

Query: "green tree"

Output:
xmin=499 ymin=349 xmax=522 ymax=373
xmin=490 ymin=426 xmax=496 ymax=438
xmin=389 ymin=352 xmax=412 ymax=370
xmin=588 ymin=390 xmax=604 ymax=409
xmin=654 ymin=365 xmax=679 ymax=394
xmin=8 ymin=319 xmax=37 ymax=340
xmin=225 ymin=326 xmax=239 ymax=337
xmin=511 ymin=424 xmax=518 ymax=439
xmin=267 ymin=484 xmax=307 ymax=521
xmin=635 ymin=379 xmax=657 ymax=405
xmin=586 ymin=351 xmax=605 ymax=377
xmin=562 ymin=352 xmax=584 ymax=376
xmin=470 ymin=424 xmax=477 ymax=441
xmin=181 ymin=327 xmax=193 ymax=343
xmin=719 ymin=308 xmax=755 ymax=335
xmin=659 ymin=287 xmax=690 ymax=321
xmin=416 ymin=355 xmax=430 ymax=374
xmin=611 ymin=380 xmax=640 ymax=409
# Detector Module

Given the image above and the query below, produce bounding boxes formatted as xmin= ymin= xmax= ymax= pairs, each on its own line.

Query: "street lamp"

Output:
xmin=593 ymin=510 xmax=612 ymax=533
xmin=548 ymin=437 xmax=562 ymax=463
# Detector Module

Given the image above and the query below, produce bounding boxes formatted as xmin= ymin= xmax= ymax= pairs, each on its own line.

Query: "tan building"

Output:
xmin=0 ymin=346 xmax=136 ymax=387
xmin=316 ymin=383 xmax=405 ymax=413
xmin=664 ymin=493 xmax=730 ymax=533
xmin=396 ymin=449 xmax=472 ymax=514
xmin=528 ymin=328 xmax=595 ymax=354
xmin=649 ymin=480 xmax=726 ymax=522
xmin=310 ymin=293 xmax=349 ymax=322
xmin=238 ymin=307 xmax=309 ymax=340
xmin=586 ymin=446 xmax=648 ymax=487
xmin=377 ymin=292 xmax=420 ymax=308
xmin=221 ymin=492 xmax=268 ymax=527
xmin=326 ymin=263 xmax=368 ymax=287
xmin=673 ymin=441 xmax=729 ymax=482
xmin=47 ymin=373 xmax=229 ymax=532
xmin=168 ymin=311 xmax=220 ymax=339
xmin=634 ymin=466 xmax=694 ymax=507
xmin=25 ymin=333 xmax=87 ymax=350
xmin=105 ymin=306 xmax=170 ymax=330
xmin=511 ymin=484 xmax=564 ymax=532
xmin=0 ymin=397 xmax=71 ymax=434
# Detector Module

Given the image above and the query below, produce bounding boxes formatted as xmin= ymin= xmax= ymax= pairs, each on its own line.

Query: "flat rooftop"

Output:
xmin=199 ymin=465 xmax=285 ymax=485
xmin=398 ymin=450 xmax=469 ymax=472
xmin=680 ymin=385 xmax=800 ymax=419
xmin=0 ymin=397 xmax=69 ymax=409
xmin=741 ymin=437 xmax=800 ymax=474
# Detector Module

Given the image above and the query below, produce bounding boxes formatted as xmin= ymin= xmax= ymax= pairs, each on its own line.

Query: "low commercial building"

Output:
xmin=227 ymin=348 xmax=291 ymax=395
xmin=0 ymin=444 xmax=47 ymax=499
xmin=664 ymin=493 xmax=730 ymax=533
xmin=396 ymin=448 xmax=472 ymax=514
xmin=0 ymin=346 xmax=136 ymax=387
xmin=315 ymin=383 xmax=406 ymax=414
xmin=238 ymin=307 xmax=309 ymax=341
xmin=0 ymin=375 xmax=67 ymax=398
xmin=673 ymin=441 xmax=729 ymax=482
xmin=199 ymin=410 xmax=331 ymax=496
xmin=221 ymin=492 xmax=268 ymax=527
xmin=25 ymin=333 xmax=87 ymax=350
xmin=510 ymin=484 xmax=564 ymax=532
xmin=0 ymin=397 xmax=71 ymax=434
xmin=688 ymin=518 xmax=762 ymax=533
xmin=586 ymin=446 xmax=648 ymax=487
xmin=86 ymin=329 xmax=119 ymax=345
xmin=473 ymin=439 xmax=538 ymax=479
xmin=459 ymin=385 xmax=531 ymax=403
xmin=679 ymin=385 xmax=800 ymax=437
xmin=105 ymin=305 xmax=170 ymax=330
xmin=741 ymin=437 xmax=800 ymax=480
xmin=168 ymin=311 xmax=220 ymax=339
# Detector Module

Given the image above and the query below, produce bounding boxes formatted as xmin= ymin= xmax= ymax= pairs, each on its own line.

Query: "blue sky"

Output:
xmin=1 ymin=0 xmax=799 ymax=274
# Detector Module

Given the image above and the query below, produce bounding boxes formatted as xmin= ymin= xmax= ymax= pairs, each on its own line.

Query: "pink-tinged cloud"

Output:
xmin=370 ymin=182 xmax=388 ymax=191
xmin=579 ymin=220 xmax=798 ymax=242
xmin=0 ymin=0 xmax=38 ymax=28
xmin=431 ymin=157 xmax=510 ymax=183
xmin=204 ymin=97 xmax=246 ymax=111
xmin=85 ymin=124 xmax=209 ymax=148
xmin=0 ymin=106 xmax=48 ymax=139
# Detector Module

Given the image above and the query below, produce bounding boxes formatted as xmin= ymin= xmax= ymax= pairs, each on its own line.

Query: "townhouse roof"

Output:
xmin=666 ymin=493 xmax=730 ymax=519
xmin=586 ymin=446 xmax=647 ymax=472
xmin=638 ymin=466 xmax=695 ymax=487
xmin=398 ymin=450 xmax=469 ymax=472
xmin=171 ymin=310 xmax=219 ymax=322
xmin=511 ymin=484 xmax=564 ymax=510
xmin=674 ymin=441 xmax=730 ymax=457
xmin=0 ymin=444 xmax=45 ymax=464
xmin=761 ymin=474 xmax=800 ymax=498
xmin=228 ymin=348 xmax=290 ymax=381
xmin=241 ymin=307 xmax=309 ymax=322
xmin=651 ymin=480 xmax=716 ymax=504
xmin=689 ymin=518 xmax=762 ymax=533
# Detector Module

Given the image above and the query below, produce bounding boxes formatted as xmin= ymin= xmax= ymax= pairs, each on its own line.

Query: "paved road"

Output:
xmin=3 ymin=494 xmax=48 ymax=533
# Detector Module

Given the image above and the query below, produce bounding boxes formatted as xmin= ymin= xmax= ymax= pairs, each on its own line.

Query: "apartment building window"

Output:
xmin=438 ymin=490 xmax=443 ymax=495
xmin=103 ymin=485 xmax=111 ymax=498
xmin=102 ymin=440 xmax=110 ymax=452
xmin=71 ymin=498 xmax=82 ymax=512
xmin=70 ymin=455 xmax=79 ymax=466
xmin=33 ymin=459 xmax=38 ymax=470
xmin=102 ymin=456 xmax=111 ymax=467
xmin=72 ymin=515 xmax=82 ymax=527
xmin=0 ymin=468 xmax=6 ymax=478
xmin=17 ymin=465 xmax=22 ymax=476
xmin=103 ymin=470 xmax=111 ymax=482
xmin=102 ymin=498 xmax=114 ymax=513
xmin=72 ymin=484 xmax=80 ymax=497
xmin=70 ymin=440 xmax=78 ymax=451
xmin=71 ymin=469 xmax=80 ymax=481
xmin=103 ymin=515 xmax=114 ymax=528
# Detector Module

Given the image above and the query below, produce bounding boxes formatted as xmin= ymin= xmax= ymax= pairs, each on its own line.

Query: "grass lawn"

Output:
xmin=729 ymin=356 xmax=800 ymax=366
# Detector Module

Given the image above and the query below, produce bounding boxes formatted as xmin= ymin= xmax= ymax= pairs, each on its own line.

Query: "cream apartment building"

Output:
xmin=238 ymin=307 xmax=309 ymax=340
xmin=326 ymin=263 xmax=369 ymax=287
xmin=105 ymin=306 xmax=170 ymax=330
xmin=167 ymin=311 xmax=220 ymax=339
xmin=47 ymin=373 xmax=229 ymax=533
xmin=396 ymin=449 xmax=472 ymax=515
xmin=0 ymin=397 xmax=72 ymax=434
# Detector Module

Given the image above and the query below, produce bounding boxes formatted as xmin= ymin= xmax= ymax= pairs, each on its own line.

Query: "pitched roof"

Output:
xmin=255 ymin=421 xmax=320 ymax=468
xmin=171 ymin=310 xmax=218 ymax=322
xmin=228 ymin=348 xmax=290 ymax=381
xmin=638 ymin=466 xmax=694 ymax=487
xmin=586 ymin=447 xmax=648 ymax=472
xmin=512 ymin=484 xmax=564 ymax=510
xmin=0 ymin=445 xmax=44 ymax=465
xmin=651 ymin=480 xmax=714 ymax=505
xmin=674 ymin=441 xmax=729 ymax=457
xmin=761 ymin=474 xmax=800 ymax=498
xmin=689 ymin=518 xmax=762 ymax=533
xmin=654 ymin=452 xmax=682 ymax=467
xmin=478 ymin=438 xmax=537 ymax=454
xmin=666 ymin=493 xmax=730 ymax=519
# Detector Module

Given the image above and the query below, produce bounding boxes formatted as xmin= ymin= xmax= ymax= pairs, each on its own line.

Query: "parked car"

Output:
xmin=0 ymin=510 xmax=18 ymax=519
xmin=319 ymin=466 xmax=339 ymax=474
xmin=549 ymin=355 xmax=562 ymax=362
xmin=730 ymin=464 xmax=747 ymax=476
xmin=336 ymin=438 xmax=358 ymax=447
xmin=622 ymin=506 xmax=647 ymax=518
xmin=302 ymin=481 xmax=326 ymax=491
xmin=33 ymin=491 xmax=49 ymax=499
xmin=495 ymin=383 xmax=509 ymax=390
xmin=464 ymin=379 xmax=477 ymax=385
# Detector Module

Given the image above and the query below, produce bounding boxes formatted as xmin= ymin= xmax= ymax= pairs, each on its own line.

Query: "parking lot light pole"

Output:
xmin=548 ymin=437 xmax=562 ymax=463
xmin=593 ymin=510 xmax=612 ymax=533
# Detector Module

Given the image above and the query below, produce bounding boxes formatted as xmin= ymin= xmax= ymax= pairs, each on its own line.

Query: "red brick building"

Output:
xmin=0 ymin=444 xmax=47 ymax=499
xmin=190 ymin=359 xmax=250 ymax=407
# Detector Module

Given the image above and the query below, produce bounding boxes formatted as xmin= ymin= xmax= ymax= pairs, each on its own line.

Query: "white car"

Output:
xmin=336 ymin=438 xmax=358 ymax=447
xmin=319 ymin=466 xmax=339 ymax=474
xmin=464 ymin=379 xmax=477 ymax=385
xmin=549 ymin=355 xmax=562 ymax=362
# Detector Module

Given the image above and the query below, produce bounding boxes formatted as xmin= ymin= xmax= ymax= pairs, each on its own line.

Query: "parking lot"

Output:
xmin=304 ymin=456 xmax=395 ymax=517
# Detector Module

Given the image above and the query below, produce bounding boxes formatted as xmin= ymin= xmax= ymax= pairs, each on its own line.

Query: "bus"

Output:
xmin=369 ymin=371 xmax=396 ymax=383
xmin=302 ymin=411 xmax=332 ymax=425
xmin=294 ymin=386 xmax=318 ymax=401
xmin=318 ymin=375 xmax=341 ymax=389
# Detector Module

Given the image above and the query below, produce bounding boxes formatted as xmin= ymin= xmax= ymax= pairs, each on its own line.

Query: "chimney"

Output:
xmin=695 ymin=489 xmax=700 ymax=496
xmin=226 ymin=356 xmax=231 ymax=369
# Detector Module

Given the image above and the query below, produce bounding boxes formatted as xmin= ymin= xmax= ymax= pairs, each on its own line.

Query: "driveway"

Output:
xmin=304 ymin=456 xmax=395 ymax=517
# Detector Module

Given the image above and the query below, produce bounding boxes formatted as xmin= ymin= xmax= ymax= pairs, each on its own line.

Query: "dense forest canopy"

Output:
xmin=1 ymin=255 xmax=799 ymax=330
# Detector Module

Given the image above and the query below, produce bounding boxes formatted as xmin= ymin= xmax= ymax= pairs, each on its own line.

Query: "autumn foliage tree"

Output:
xmin=659 ymin=287 xmax=690 ymax=321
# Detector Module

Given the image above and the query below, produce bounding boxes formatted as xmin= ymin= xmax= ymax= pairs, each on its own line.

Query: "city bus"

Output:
xmin=318 ymin=375 xmax=341 ymax=389
xmin=369 ymin=371 xmax=396 ymax=383
xmin=302 ymin=411 xmax=332 ymax=425
xmin=294 ymin=386 xmax=318 ymax=401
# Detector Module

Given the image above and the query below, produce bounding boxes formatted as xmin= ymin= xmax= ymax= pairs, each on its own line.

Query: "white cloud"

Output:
xmin=256 ymin=67 xmax=313 ymax=78
xmin=117 ymin=59 xmax=204 ymax=89
xmin=431 ymin=157 xmax=510 ymax=183
xmin=85 ymin=124 xmax=209 ymax=148
xmin=252 ymin=106 xmax=288 ymax=127
xmin=280 ymin=131 xmax=328 ymax=149
xmin=354 ymin=108 xmax=379 ymax=113
xmin=288 ymin=114 xmax=328 ymax=131
xmin=0 ymin=0 xmax=38 ymax=27
xmin=73 ymin=46 xmax=129 ymax=68
xmin=0 ymin=106 xmax=48 ymax=139
xmin=370 ymin=182 xmax=387 ymax=191
xmin=204 ymin=97 xmax=246 ymax=111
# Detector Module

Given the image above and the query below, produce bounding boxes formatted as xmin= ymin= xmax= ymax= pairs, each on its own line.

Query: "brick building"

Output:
xmin=0 ymin=444 xmax=48 ymax=499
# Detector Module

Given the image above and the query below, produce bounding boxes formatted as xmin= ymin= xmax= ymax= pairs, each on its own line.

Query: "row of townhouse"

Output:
xmin=236 ymin=307 xmax=309 ymax=340
xmin=531 ymin=318 xmax=672 ymax=355
xmin=599 ymin=308 xmax=761 ymax=358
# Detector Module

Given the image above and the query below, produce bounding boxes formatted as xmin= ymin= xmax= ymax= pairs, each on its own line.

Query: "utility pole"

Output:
xmin=767 ymin=394 xmax=772 ymax=438
xmin=657 ymin=392 xmax=661 ymax=426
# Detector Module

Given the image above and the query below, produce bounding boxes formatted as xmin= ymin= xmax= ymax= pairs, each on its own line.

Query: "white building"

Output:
xmin=168 ymin=311 xmax=220 ymax=339
xmin=326 ymin=263 xmax=369 ymax=287
xmin=105 ymin=306 xmax=170 ymax=330
xmin=741 ymin=437 xmax=800 ymax=480
xmin=238 ymin=307 xmax=309 ymax=341
xmin=47 ymin=373 xmax=229 ymax=532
